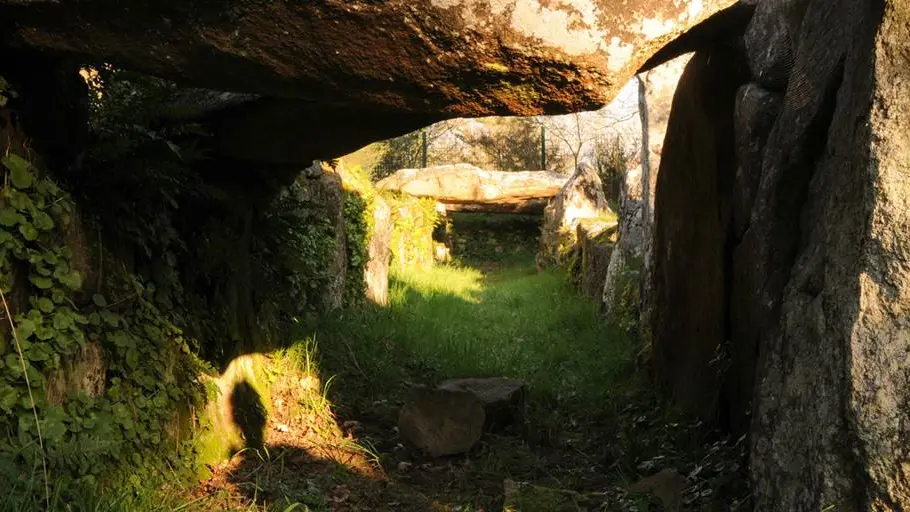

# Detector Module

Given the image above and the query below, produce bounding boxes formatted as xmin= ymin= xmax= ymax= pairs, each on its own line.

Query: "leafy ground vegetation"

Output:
xmin=175 ymin=254 xmax=749 ymax=511
xmin=0 ymin=69 xmax=379 ymax=511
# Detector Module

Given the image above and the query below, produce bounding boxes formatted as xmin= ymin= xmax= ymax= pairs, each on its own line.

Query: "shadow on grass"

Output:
xmin=209 ymin=443 xmax=433 ymax=511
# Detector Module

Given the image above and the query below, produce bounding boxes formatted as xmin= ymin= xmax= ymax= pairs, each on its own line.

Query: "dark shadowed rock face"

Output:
xmin=731 ymin=83 xmax=782 ymax=238
xmin=438 ymin=377 xmax=527 ymax=431
xmin=1 ymin=0 xmax=735 ymax=118
xmin=652 ymin=0 xmax=910 ymax=508
xmin=650 ymin=42 xmax=747 ymax=422
xmin=398 ymin=388 xmax=486 ymax=457
xmin=743 ymin=0 xmax=806 ymax=89
xmin=748 ymin=0 xmax=910 ymax=508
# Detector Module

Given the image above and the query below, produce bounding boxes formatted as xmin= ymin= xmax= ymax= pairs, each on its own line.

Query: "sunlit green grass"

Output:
xmin=316 ymin=254 xmax=636 ymax=410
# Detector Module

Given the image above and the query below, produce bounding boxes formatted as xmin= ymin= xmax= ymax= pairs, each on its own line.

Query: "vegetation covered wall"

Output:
xmin=0 ymin=64 xmax=409 ymax=506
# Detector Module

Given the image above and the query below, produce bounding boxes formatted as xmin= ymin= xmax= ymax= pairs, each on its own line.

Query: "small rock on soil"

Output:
xmin=398 ymin=388 xmax=485 ymax=457
xmin=438 ymin=377 xmax=527 ymax=431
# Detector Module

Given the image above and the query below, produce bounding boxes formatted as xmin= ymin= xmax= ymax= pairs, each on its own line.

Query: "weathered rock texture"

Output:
xmin=1 ymin=0 xmax=745 ymax=164
xmin=748 ymin=1 xmax=910 ymax=509
xmin=614 ymin=166 xmax=645 ymax=256
xmin=537 ymin=163 xmax=613 ymax=267
xmin=1 ymin=0 xmax=738 ymax=115
xmin=377 ymin=164 xmax=567 ymax=214
xmin=364 ymin=196 xmax=392 ymax=306
xmin=603 ymin=165 xmax=646 ymax=316
xmin=438 ymin=377 xmax=527 ymax=431
xmin=398 ymin=388 xmax=485 ymax=457
xmin=573 ymin=219 xmax=616 ymax=303
xmin=650 ymin=0 xmax=910 ymax=509
xmin=297 ymin=162 xmax=347 ymax=312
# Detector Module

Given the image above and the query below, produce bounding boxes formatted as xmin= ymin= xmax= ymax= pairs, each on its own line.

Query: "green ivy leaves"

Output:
xmin=0 ymin=207 xmax=20 ymax=226
xmin=0 ymin=75 xmax=15 ymax=108
xmin=342 ymin=191 xmax=370 ymax=306
xmin=1 ymin=150 xmax=200 ymax=491
xmin=2 ymin=153 xmax=35 ymax=190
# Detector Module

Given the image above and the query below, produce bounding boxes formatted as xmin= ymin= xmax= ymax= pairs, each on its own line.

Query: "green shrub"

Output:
xmin=342 ymin=190 xmax=370 ymax=306
xmin=445 ymin=212 xmax=541 ymax=268
xmin=384 ymin=193 xmax=439 ymax=270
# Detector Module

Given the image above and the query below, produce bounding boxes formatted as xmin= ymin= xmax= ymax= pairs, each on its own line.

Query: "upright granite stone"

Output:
xmin=747 ymin=1 xmax=910 ymax=508
xmin=650 ymin=43 xmax=747 ymax=421
xmin=537 ymin=163 xmax=612 ymax=268
xmin=650 ymin=0 xmax=910 ymax=508
xmin=603 ymin=166 xmax=643 ymax=316
xmin=575 ymin=219 xmax=616 ymax=303
xmin=364 ymin=195 xmax=392 ymax=306
xmin=297 ymin=162 xmax=346 ymax=312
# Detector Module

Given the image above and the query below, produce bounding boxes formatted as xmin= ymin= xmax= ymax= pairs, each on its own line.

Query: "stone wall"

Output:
xmin=537 ymin=163 xmax=613 ymax=268
xmin=574 ymin=220 xmax=615 ymax=304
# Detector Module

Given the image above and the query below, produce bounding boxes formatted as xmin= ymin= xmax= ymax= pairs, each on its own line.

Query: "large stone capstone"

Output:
xmin=1 ymin=0 xmax=739 ymax=113
xmin=0 ymin=0 xmax=746 ymax=163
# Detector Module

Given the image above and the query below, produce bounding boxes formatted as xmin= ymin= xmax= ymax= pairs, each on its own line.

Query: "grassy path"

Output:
xmin=307 ymin=257 xmax=645 ymax=510
xmin=304 ymin=257 xmax=628 ymax=508
xmin=180 ymin=256 xmax=747 ymax=511
xmin=322 ymin=257 xmax=636 ymax=414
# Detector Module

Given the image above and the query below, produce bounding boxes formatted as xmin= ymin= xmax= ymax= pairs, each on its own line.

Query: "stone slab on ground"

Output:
xmin=438 ymin=377 xmax=527 ymax=431
xmin=627 ymin=468 xmax=688 ymax=510
xmin=397 ymin=388 xmax=485 ymax=457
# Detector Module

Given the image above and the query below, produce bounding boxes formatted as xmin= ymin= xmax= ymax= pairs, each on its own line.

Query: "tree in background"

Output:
xmin=355 ymin=90 xmax=639 ymax=182
xmin=374 ymin=130 xmax=422 ymax=180
xmin=455 ymin=117 xmax=567 ymax=172
xmin=535 ymin=106 xmax=638 ymax=172
xmin=367 ymin=117 xmax=568 ymax=179
xmin=637 ymin=74 xmax=651 ymax=231
xmin=593 ymin=134 xmax=633 ymax=207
